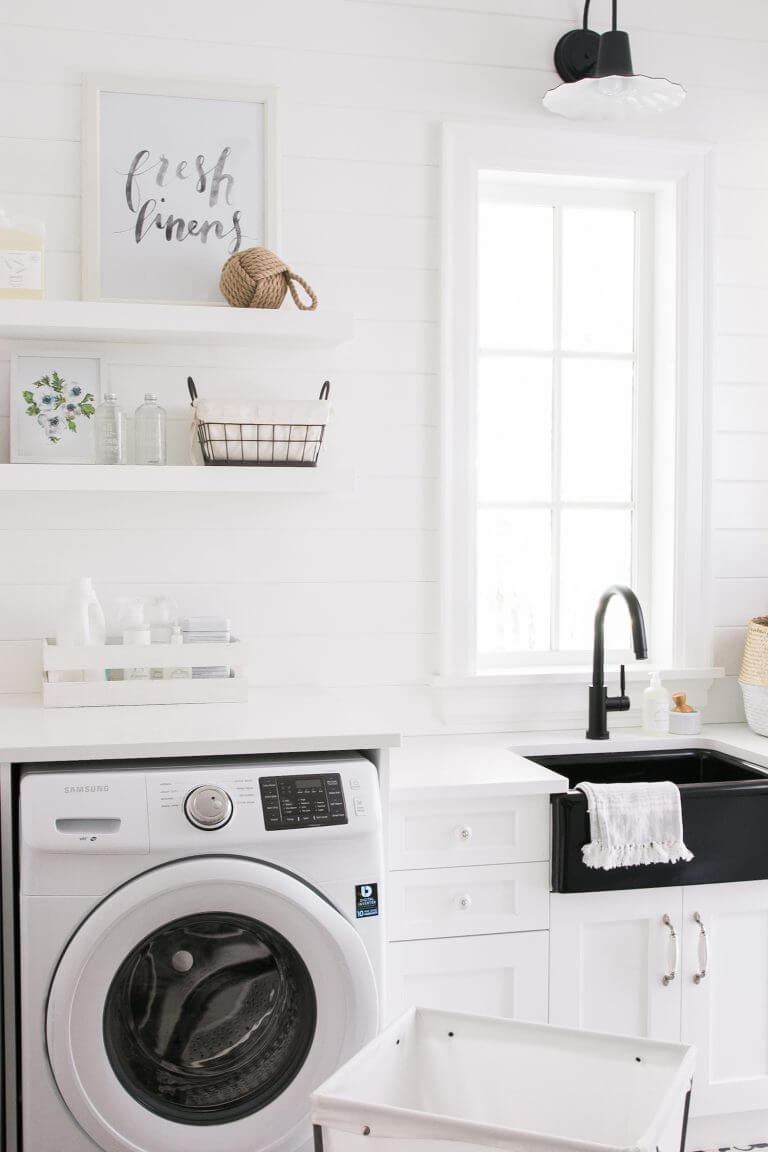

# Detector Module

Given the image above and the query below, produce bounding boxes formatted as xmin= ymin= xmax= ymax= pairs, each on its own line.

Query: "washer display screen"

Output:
xmin=103 ymin=912 xmax=317 ymax=1125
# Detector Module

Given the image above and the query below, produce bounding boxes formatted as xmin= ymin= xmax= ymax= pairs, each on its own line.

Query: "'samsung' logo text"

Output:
xmin=63 ymin=785 xmax=109 ymax=794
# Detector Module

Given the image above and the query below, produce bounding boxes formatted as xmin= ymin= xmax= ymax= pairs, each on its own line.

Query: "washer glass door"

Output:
xmin=47 ymin=857 xmax=379 ymax=1152
xmin=103 ymin=912 xmax=316 ymax=1124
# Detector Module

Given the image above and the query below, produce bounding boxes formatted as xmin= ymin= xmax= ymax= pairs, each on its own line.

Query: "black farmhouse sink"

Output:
xmin=528 ymin=749 xmax=768 ymax=893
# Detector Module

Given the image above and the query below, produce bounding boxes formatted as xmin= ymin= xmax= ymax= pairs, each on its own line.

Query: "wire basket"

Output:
xmin=188 ymin=377 xmax=330 ymax=467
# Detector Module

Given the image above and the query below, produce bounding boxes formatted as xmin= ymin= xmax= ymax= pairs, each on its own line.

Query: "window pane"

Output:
xmin=477 ymin=201 xmax=553 ymax=351
xmin=559 ymin=509 xmax=632 ymax=650
xmin=560 ymin=359 xmax=634 ymax=503
xmin=477 ymin=509 xmax=551 ymax=654
xmin=478 ymin=356 xmax=552 ymax=502
xmin=561 ymin=207 xmax=635 ymax=354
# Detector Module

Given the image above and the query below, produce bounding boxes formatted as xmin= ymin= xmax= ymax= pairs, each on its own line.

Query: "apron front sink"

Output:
xmin=528 ymin=749 xmax=768 ymax=893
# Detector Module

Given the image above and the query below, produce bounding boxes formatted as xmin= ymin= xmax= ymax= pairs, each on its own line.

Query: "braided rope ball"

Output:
xmin=219 ymin=247 xmax=318 ymax=310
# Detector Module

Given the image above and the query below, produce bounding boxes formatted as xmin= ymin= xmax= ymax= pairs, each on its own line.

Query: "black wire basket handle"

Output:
xmin=320 ymin=380 xmax=330 ymax=400
xmin=188 ymin=376 xmax=198 ymax=405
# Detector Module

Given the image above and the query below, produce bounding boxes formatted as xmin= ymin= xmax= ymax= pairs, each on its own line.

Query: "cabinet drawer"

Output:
xmin=388 ymin=862 xmax=549 ymax=942
xmin=388 ymin=792 xmax=549 ymax=870
xmin=386 ymin=930 xmax=549 ymax=1024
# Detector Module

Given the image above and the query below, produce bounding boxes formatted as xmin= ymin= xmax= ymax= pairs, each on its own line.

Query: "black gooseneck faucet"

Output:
xmin=587 ymin=584 xmax=648 ymax=740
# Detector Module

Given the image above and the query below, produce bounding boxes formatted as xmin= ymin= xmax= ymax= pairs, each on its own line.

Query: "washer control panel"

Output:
xmin=259 ymin=773 xmax=347 ymax=830
xmin=184 ymin=785 xmax=233 ymax=830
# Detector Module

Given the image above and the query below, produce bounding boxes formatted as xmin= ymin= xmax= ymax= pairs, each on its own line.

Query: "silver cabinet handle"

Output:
xmin=662 ymin=914 xmax=678 ymax=986
xmin=456 ymin=825 xmax=473 ymax=842
xmin=693 ymin=912 xmax=708 ymax=983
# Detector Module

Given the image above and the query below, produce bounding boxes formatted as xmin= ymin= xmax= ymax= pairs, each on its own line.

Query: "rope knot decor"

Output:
xmin=219 ymin=247 xmax=318 ymax=310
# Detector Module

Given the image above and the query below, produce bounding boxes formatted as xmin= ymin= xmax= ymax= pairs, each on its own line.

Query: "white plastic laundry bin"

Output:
xmin=311 ymin=1008 xmax=696 ymax=1152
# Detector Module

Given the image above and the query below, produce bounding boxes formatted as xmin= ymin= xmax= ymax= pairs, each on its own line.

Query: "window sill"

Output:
xmin=430 ymin=667 xmax=726 ymax=732
xmin=432 ymin=666 xmax=725 ymax=690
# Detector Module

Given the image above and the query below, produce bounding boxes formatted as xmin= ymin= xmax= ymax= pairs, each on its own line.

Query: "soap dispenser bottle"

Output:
xmin=642 ymin=671 xmax=670 ymax=733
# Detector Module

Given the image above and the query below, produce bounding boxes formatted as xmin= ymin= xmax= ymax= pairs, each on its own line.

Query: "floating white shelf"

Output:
xmin=0 ymin=464 xmax=354 ymax=494
xmin=0 ymin=300 xmax=353 ymax=347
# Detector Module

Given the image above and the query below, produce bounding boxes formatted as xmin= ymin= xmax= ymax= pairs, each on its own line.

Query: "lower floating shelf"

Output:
xmin=0 ymin=463 xmax=353 ymax=494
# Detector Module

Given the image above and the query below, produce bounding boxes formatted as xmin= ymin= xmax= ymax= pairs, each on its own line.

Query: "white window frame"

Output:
xmin=440 ymin=122 xmax=715 ymax=690
xmin=475 ymin=178 xmax=653 ymax=669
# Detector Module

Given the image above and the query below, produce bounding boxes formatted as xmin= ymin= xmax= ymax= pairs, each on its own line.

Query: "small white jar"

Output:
xmin=668 ymin=709 xmax=702 ymax=736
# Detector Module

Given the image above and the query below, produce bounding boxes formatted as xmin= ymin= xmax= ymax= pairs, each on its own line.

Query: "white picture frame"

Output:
xmin=82 ymin=74 xmax=279 ymax=304
xmin=10 ymin=345 xmax=104 ymax=464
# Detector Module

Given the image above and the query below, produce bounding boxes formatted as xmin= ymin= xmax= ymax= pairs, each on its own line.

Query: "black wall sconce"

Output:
xmin=543 ymin=0 xmax=686 ymax=120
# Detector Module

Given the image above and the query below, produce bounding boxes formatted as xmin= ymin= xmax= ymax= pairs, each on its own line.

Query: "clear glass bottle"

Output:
xmin=134 ymin=393 xmax=167 ymax=465
xmin=94 ymin=393 xmax=126 ymax=465
xmin=165 ymin=624 xmax=192 ymax=680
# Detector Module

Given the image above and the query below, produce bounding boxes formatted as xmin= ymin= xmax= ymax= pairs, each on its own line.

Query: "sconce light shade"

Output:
xmin=544 ymin=9 xmax=686 ymax=121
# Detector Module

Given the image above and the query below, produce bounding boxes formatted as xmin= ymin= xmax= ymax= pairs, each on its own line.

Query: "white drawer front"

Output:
xmin=386 ymin=931 xmax=549 ymax=1024
xmin=388 ymin=862 xmax=549 ymax=942
xmin=388 ymin=793 xmax=549 ymax=870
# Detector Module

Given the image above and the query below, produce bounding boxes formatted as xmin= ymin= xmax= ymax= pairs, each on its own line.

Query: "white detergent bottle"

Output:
xmin=642 ymin=670 xmax=670 ymax=734
xmin=55 ymin=577 xmax=106 ymax=683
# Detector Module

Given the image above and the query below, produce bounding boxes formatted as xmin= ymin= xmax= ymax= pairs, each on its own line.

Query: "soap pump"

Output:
xmin=642 ymin=671 xmax=670 ymax=734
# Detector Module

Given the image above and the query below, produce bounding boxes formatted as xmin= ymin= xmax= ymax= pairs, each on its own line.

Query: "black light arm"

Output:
xmin=583 ymin=1 xmax=619 ymax=32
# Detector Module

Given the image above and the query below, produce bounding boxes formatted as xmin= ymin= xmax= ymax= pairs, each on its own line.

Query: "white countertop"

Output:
xmin=2 ymin=687 xmax=768 ymax=801
xmin=0 ymin=688 xmax=401 ymax=763
xmin=388 ymin=745 xmax=570 ymax=797
xmin=389 ymin=724 xmax=768 ymax=793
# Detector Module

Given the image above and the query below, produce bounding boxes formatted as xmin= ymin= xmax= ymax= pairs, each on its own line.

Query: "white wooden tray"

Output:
xmin=42 ymin=638 xmax=248 ymax=708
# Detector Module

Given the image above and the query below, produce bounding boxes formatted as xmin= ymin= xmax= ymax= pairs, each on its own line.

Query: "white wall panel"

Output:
xmin=0 ymin=0 xmax=765 ymax=716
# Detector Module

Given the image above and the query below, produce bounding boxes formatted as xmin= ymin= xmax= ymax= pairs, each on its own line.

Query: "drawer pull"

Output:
xmin=662 ymin=914 xmax=678 ymax=986
xmin=693 ymin=911 xmax=709 ymax=983
xmin=456 ymin=893 xmax=473 ymax=911
xmin=456 ymin=825 xmax=473 ymax=842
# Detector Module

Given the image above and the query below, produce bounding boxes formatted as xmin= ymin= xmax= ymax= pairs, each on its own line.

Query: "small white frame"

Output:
xmin=9 ymin=343 xmax=105 ymax=464
xmin=82 ymin=73 xmax=279 ymax=304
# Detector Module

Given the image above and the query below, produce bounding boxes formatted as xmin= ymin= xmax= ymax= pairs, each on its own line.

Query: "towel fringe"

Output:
xmin=582 ymin=839 xmax=694 ymax=871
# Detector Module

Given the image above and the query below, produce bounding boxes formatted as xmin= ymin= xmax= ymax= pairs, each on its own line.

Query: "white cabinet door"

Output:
xmin=681 ymin=881 xmax=768 ymax=1117
xmin=386 ymin=931 xmax=549 ymax=1024
xmin=550 ymin=888 xmax=683 ymax=1042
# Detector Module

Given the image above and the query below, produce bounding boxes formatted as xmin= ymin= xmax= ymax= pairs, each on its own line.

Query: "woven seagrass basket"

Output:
xmin=739 ymin=617 xmax=768 ymax=735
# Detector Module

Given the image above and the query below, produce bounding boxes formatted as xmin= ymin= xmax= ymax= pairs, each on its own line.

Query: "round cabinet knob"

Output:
xmin=185 ymin=785 xmax=233 ymax=830
xmin=456 ymin=894 xmax=473 ymax=911
xmin=456 ymin=825 xmax=473 ymax=842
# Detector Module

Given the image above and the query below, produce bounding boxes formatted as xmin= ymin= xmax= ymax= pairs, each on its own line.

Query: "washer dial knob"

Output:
xmin=185 ymin=785 xmax=233 ymax=830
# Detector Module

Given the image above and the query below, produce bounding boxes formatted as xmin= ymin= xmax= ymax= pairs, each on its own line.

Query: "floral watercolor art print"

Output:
xmin=10 ymin=351 xmax=102 ymax=463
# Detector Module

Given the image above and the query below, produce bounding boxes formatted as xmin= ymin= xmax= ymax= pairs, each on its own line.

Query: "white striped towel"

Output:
xmin=577 ymin=780 xmax=694 ymax=870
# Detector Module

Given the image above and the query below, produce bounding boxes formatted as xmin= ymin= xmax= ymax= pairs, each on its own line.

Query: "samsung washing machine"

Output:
xmin=20 ymin=753 xmax=384 ymax=1152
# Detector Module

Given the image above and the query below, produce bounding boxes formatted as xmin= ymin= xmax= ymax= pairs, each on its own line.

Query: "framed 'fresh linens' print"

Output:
xmin=82 ymin=74 xmax=278 ymax=304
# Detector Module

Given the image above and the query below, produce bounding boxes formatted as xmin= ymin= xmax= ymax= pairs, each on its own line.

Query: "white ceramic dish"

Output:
xmin=668 ymin=709 xmax=702 ymax=736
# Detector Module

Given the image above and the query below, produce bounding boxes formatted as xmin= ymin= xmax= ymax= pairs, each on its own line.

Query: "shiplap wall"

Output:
xmin=0 ymin=0 xmax=766 ymax=721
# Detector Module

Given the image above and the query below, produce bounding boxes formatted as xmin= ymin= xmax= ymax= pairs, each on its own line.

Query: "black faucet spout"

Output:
xmin=586 ymin=584 xmax=648 ymax=741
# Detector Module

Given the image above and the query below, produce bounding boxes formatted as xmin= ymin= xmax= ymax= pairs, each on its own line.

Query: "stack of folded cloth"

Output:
xmin=179 ymin=617 xmax=231 ymax=679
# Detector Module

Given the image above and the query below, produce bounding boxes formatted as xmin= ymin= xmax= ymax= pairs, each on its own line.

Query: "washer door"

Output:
xmin=47 ymin=856 xmax=378 ymax=1152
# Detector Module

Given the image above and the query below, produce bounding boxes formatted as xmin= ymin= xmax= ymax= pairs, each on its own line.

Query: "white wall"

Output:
xmin=0 ymin=0 xmax=765 ymax=723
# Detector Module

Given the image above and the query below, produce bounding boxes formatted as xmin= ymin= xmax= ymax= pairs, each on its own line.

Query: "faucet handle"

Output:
xmin=606 ymin=664 xmax=631 ymax=714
